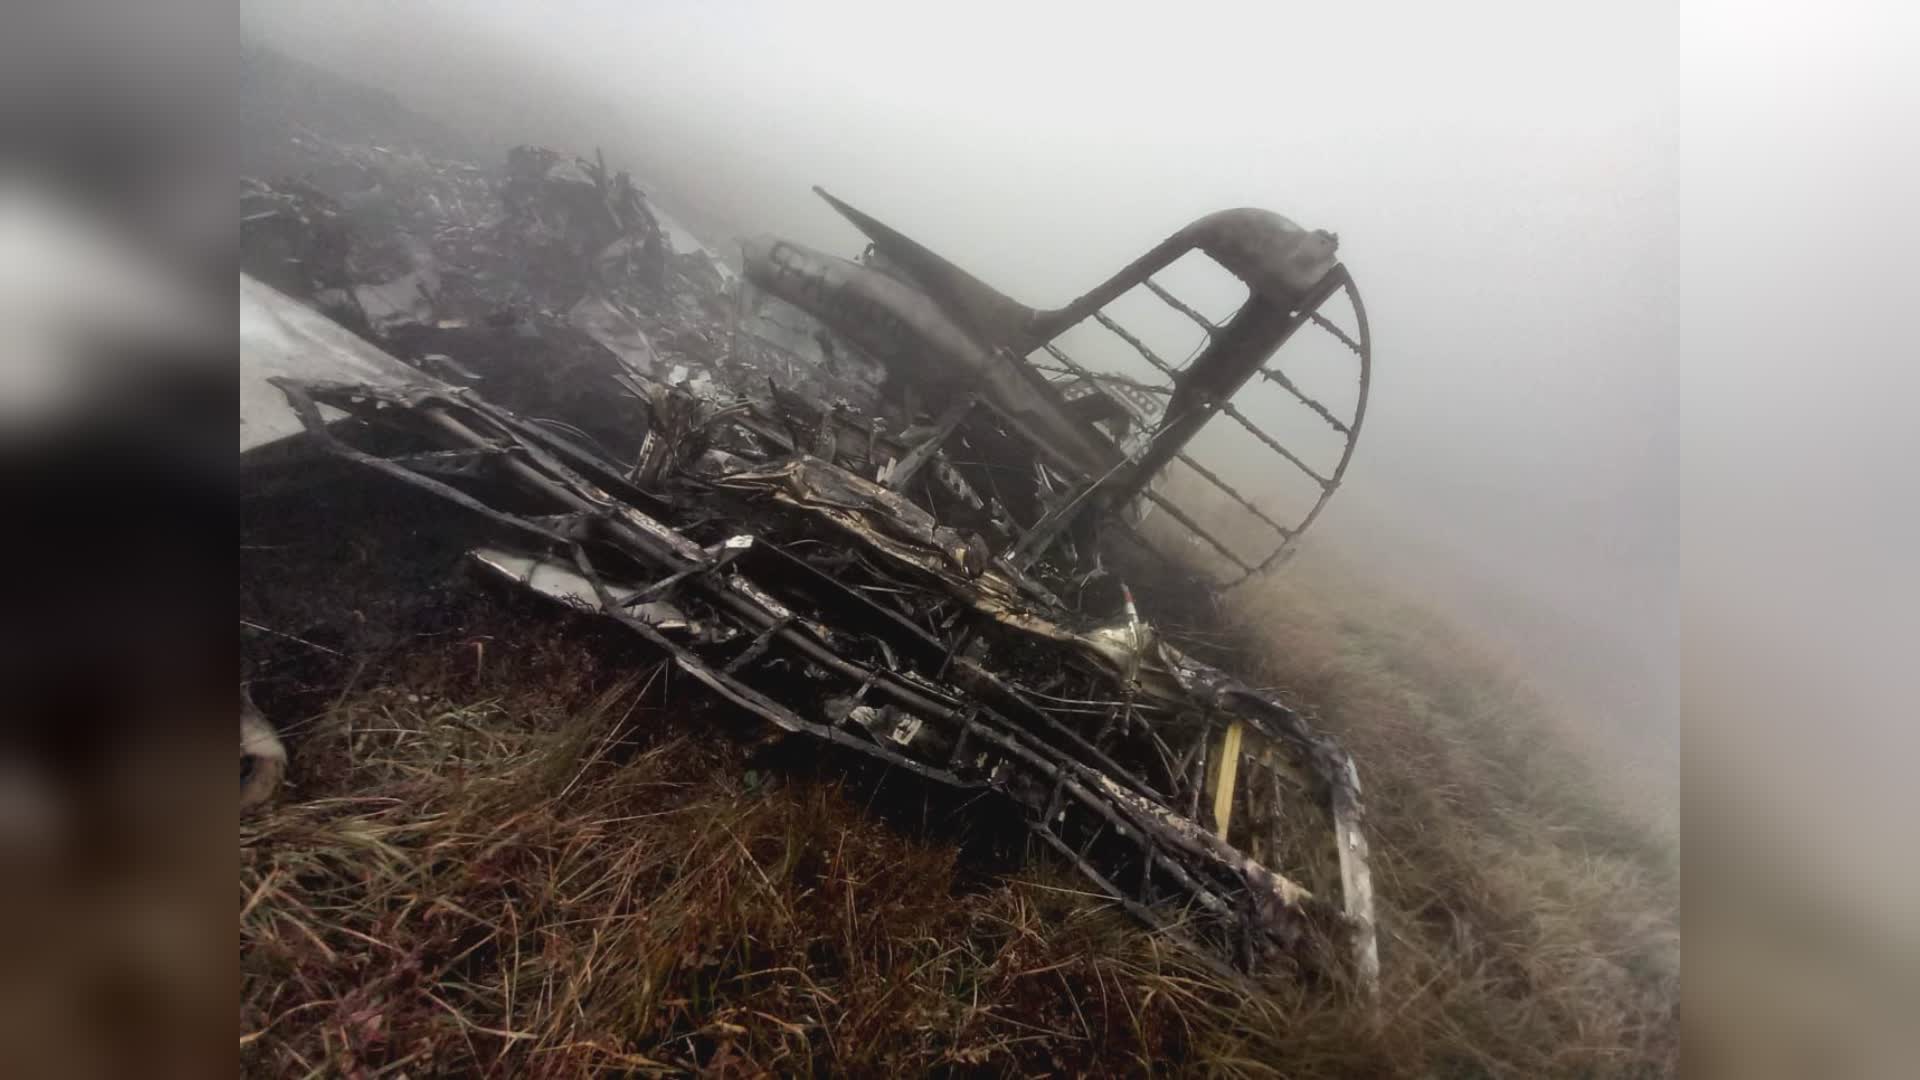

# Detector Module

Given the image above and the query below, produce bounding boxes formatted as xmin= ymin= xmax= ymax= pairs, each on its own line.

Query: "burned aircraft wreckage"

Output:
xmin=240 ymin=143 xmax=1377 ymax=989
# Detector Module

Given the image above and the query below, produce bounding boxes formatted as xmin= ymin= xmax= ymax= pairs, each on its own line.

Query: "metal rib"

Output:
xmin=1039 ymin=341 xmax=1105 ymax=391
xmin=1139 ymin=489 xmax=1254 ymax=574
xmin=1254 ymin=366 xmax=1349 ymax=435
xmin=1029 ymin=362 xmax=1171 ymax=397
xmin=1174 ymin=451 xmax=1294 ymax=539
xmin=1092 ymin=311 xmax=1180 ymax=380
xmin=1220 ymin=403 xmax=1333 ymax=489
xmin=1143 ymin=278 xmax=1217 ymax=335
xmin=1309 ymin=311 xmax=1363 ymax=356
xmin=1040 ymin=343 xmax=1166 ymax=421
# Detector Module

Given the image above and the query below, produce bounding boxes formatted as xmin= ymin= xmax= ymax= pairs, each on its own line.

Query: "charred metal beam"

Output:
xmin=883 ymin=395 xmax=975 ymax=491
xmin=1143 ymin=278 xmax=1217 ymax=336
xmin=563 ymin=545 xmax=980 ymax=791
xmin=272 ymin=380 xmax=576 ymax=549
xmin=1253 ymin=366 xmax=1350 ymax=436
xmin=1037 ymin=341 xmax=1102 ymax=386
xmin=388 ymin=446 xmax=507 ymax=478
xmin=1038 ymin=343 xmax=1165 ymax=429
xmin=618 ymin=565 xmax=706 ymax=608
xmin=1309 ymin=310 xmax=1363 ymax=356
xmin=1221 ymin=403 xmax=1333 ymax=490
xmin=752 ymin=193 xmax=1370 ymax=590
xmin=1230 ymin=280 xmax=1372 ymax=589
xmin=1188 ymin=729 xmax=1209 ymax=821
xmin=944 ymin=705 xmax=1270 ymax=919
xmin=1029 ymin=361 xmax=1172 ymax=399
xmin=1173 ymin=451 xmax=1295 ymax=540
xmin=1004 ymin=474 xmax=1100 ymax=570
xmin=1092 ymin=282 xmax=1327 ymax=515
xmin=724 ymin=616 xmax=791 ymax=675
xmin=1025 ymin=209 xmax=1342 ymax=345
xmin=1037 ymin=342 xmax=1100 ymax=385
xmin=1140 ymin=489 xmax=1254 ymax=575
xmin=1093 ymin=311 xmax=1180 ymax=380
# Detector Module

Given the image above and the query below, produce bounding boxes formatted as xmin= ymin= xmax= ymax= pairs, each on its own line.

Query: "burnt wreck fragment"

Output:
xmin=244 ymin=158 xmax=1377 ymax=988
xmin=743 ymin=189 xmax=1371 ymax=586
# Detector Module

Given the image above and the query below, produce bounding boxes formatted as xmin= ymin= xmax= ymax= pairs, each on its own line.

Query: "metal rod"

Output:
xmin=1220 ymin=403 xmax=1332 ymax=489
xmin=1143 ymin=278 xmax=1216 ymax=336
xmin=1254 ymin=365 xmax=1349 ymax=435
xmin=1038 ymin=341 xmax=1107 ymax=393
xmin=1173 ymin=451 xmax=1294 ymax=539
xmin=1029 ymin=363 xmax=1172 ymax=397
xmin=1040 ymin=343 xmax=1166 ymax=422
xmin=1309 ymin=310 xmax=1362 ymax=355
xmin=1093 ymin=311 xmax=1180 ymax=380
xmin=1139 ymin=489 xmax=1254 ymax=574
xmin=1231 ymin=275 xmax=1372 ymax=587
xmin=884 ymin=395 xmax=975 ymax=491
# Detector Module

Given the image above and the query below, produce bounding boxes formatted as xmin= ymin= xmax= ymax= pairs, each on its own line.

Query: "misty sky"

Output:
xmin=241 ymin=1 xmax=1679 ymax=803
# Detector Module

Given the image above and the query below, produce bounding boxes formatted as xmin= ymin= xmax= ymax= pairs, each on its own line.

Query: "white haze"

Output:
xmin=241 ymin=1 xmax=1678 ymax=816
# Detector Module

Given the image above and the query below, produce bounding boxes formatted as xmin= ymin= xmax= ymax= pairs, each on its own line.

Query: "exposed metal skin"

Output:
xmin=740 ymin=235 xmax=1122 ymax=477
xmin=812 ymin=187 xmax=1041 ymax=348
xmin=240 ymin=272 xmax=449 ymax=453
xmin=814 ymin=188 xmax=1339 ymax=343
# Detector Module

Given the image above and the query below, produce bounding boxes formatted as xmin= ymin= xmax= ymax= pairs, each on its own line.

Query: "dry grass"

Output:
xmin=239 ymin=547 xmax=1678 ymax=1077
xmin=1222 ymin=545 xmax=1680 ymax=1077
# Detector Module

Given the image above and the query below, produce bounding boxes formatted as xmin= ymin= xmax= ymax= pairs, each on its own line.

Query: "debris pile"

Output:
xmin=241 ymin=136 xmax=887 ymax=444
xmin=241 ymin=124 xmax=1379 ymax=988
xmin=239 ymin=177 xmax=368 ymax=333
xmin=499 ymin=144 xmax=666 ymax=297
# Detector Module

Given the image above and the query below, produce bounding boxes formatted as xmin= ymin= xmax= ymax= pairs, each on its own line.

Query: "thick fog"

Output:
xmin=241 ymin=1 xmax=1678 ymax=816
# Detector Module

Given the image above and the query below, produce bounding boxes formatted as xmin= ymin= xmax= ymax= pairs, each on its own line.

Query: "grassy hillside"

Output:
xmin=239 ymin=541 xmax=1677 ymax=1077
xmin=1223 ymin=547 xmax=1679 ymax=1075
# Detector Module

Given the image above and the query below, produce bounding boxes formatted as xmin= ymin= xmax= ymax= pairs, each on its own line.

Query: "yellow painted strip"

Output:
xmin=1212 ymin=721 xmax=1243 ymax=840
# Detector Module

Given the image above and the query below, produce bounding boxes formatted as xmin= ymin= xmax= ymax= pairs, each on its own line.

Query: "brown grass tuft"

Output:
xmin=240 ymin=545 xmax=1677 ymax=1077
